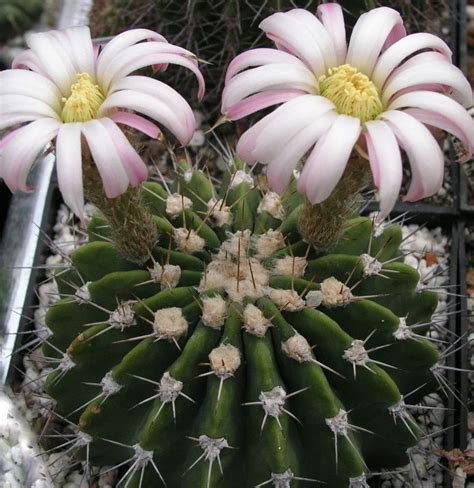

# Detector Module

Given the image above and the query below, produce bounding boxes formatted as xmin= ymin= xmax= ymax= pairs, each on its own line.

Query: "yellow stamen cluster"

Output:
xmin=319 ymin=64 xmax=383 ymax=123
xmin=61 ymin=73 xmax=105 ymax=123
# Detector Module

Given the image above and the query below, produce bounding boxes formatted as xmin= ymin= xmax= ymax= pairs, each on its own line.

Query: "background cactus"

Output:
xmin=42 ymin=160 xmax=442 ymax=487
xmin=0 ymin=0 xmax=43 ymax=44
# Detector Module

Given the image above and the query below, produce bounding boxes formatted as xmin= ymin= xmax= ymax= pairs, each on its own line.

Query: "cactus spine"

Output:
xmin=43 ymin=161 xmax=440 ymax=487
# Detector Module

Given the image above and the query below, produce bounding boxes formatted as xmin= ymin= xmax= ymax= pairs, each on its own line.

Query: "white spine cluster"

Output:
xmin=267 ymin=288 xmax=305 ymax=311
xmin=259 ymin=386 xmax=287 ymax=420
xmin=257 ymin=192 xmax=285 ymax=220
xmin=343 ymin=340 xmax=369 ymax=367
xmin=320 ymin=277 xmax=353 ymax=307
xmin=148 ymin=263 xmax=181 ymax=289
xmin=157 ymin=372 xmax=184 ymax=404
xmin=58 ymin=353 xmax=76 ymax=373
xmin=393 ymin=317 xmax=413 ymax=340
xmin=272 ymin=256 xmax=307 ymax=277
xmin=243 ymin=304 xmax=271 ymax=338
xmin=254 ymin=230 xmax=285 ymax=258
xmin=173 ymin=228 xmax=205 ymax=254
xmin=208 ymin=344 xmax=241 ymax=378
xmin=207 ymin=198 xmax=232 ymax=227
xmin=349 ymin=474 xmax=370 ymax=488
xmin=360 ymin=253 xmax=383 ymax=277
xmin=153 ymin=307 xmax=188 ymax=341
xmin=202 ymin=296 xmax=227 ymax=329
xmin=230 ymin=170 xmax=254 ymax=188
xmin=165 ymin=192 xmax=193 ymax=218
xmin=108 ymin=302 xmax=136 ymax=330
xmin=305 ymin=290 xmax=323 ymax=308
xmin=325 ymin=409 xmax=349 ymax=436
xmin=100 ymin=372 xmax=122 ymax=396
xmin=282 ymin=335 xmax=313 ymax=363
xmin=74 ymin=282 xmax=92 ymax=304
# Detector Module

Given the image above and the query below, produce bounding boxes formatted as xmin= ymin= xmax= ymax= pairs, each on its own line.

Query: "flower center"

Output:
xmin=319 ymin=64 xmax=383 ymax=123
xmin=61 ymin=73 xmax=104 ymax=123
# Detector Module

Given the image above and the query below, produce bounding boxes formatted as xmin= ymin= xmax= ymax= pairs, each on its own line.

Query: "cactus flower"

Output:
xmin=0 ymin=26 xmax=205 ymax=220
xmin=222 ymin=4 xmax=473 ymax=219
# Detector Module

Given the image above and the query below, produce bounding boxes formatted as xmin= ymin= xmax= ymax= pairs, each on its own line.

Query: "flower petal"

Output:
xmin=109 ymin=75 xmax=195 ymax=137
xmin=225 ymin=89 xmax=304 ymax=121
xmin=98 ymin=90 xmax=194 ymax=145
xmin=98 ymin=42 xmax=204 ymax=99
xmin=259 ymin=12 xmax=328 ymax=75
xmin=0 ymin=118 xmax=60 ymax=192
xmin=380 ymin=110 xmax=444 ymax=201
xmin=56 ymin=123 xmax=85 ymax=220
xmin=347 ymin=7 xmax=405 ymax=76
xmin=221 ymin=63 xmax=316 ymax=111
xmin=100 ymin=118 xmax=148 ymax=186
xmin=364 ymin=120 xmax=403 ymax=220
xmin=81 ymin=119 xmax=129 ymax=198
xmin=372 ymin=33 xmax=452 ymax=88
xmin=12 ymin=50 xmax=45 ymax=74
xmin=109 ymin=112 xmax=161 ymax=139
xmin=25 ymin=30 xmax=78 ymax=94
xmin=253 ymin=96 xmax=335 ymax=164
xmin=317 ymin=3 xmax=347 ymax=66
xmin=0 ymin=70 xmax=62 ymax=112
xmin=298 ymin=115 xmax=361 ymax=202
xmin=0 ymin=113 xmax=45 ymax=131
xmin=389 ymin=90 xmax=474 ymax=159
xmin=59 ymin=26 xmax=95 ymax=76
xmin=267 ymin=111 xmax=338 ymax=193
xmin=225 ymin=48 xmax=306 ymax=83
xmin=2 ymin=95 xmax=59 ymax=120
xmin=284 ymin=9 xmax=337 ymax=68
xmin=382 ymin=58 xmax=472 ymax=106
xmin=97 ymin=29 xmax=167 ymax=82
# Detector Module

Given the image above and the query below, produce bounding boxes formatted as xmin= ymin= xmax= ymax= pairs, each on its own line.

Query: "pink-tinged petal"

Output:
xmin=389 ymin=91 xmax=474 ymax=159
xmin=225 ymin=48 xmax=306 ymax=84
xmin=2 ymin=95 xmax=60 ymax=119
xmin=221 ymin=63 xmax=316 ymax=111
xmin=11 ymin=50 xmax=45 ymax=74
xmin=97 ymin=29 xmax=167 ymax=81
xmin=0 ymin=118 xmax=60 ymax=192
xmin=297 ymin=115 xmax=361 ymax=202
xmin=284 ymin=9 xmax=337 ymax=68
xmin=109 ymin=111 xmax=161 ymax=139
xmin=372 ymin=33 xmax=452 ymax=88
xmin=55 ymin=123 xmax=85 ymax=221
xmin=25 ymin=30 xmax=77 ymax=94
xmin=382 ymin=59 xmax=472 ymax=106
xmin=347 ymin=7 xmax=405 ymax=76
xmin=364 ymin=120 xmax=403 ymax=220
xmin=109 ymin=76 xmax=195 ymax=136
xmin=0 ymin=126 xmax=22 ymax=151
xmin=0 ymin=113 xmax=44 ymax=131
xmin=236 ymin=115 xmax=276 ymax=165
xmin=259 ymin=12 xmax=328 ymax=75
xmin=267 ymin=111 xmax=338 ymax=193
xmin=253 ymin=96 xmax=335 ymax=164
xmin=100 ymin=118 xmax=148 ymax=186
xmin=98 ymin=90 xmax=195 ymax=145
xmin=380 ymin=110 xmax=444 ymax=201
xmin=225 ymin=89 xmax=304 ymax=121
xmin=81 ymin=120 xmax=129 ymax=198
xmin=98 ymin=42 xmax=202 ymax=95
xmin=0 ymin=70 xmax=62 ymax=112
xmin=317 ymin=3 xmax=347 ymax=66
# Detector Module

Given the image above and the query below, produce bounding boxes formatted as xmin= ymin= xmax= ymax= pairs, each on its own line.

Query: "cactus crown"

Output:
xmin=43 ymin=161 xmax=440 ymax=487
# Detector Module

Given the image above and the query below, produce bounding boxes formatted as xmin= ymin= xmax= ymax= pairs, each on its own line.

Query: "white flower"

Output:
xmin=222 ymin=5 xmax=473 ymax=220
xmin=0 ymin=27 xmax=205 ymax=220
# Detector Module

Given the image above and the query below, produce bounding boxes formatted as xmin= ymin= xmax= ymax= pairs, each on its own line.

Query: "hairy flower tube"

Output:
xmin=0 ymin=26 xmax=205 ymax=220
xmin=222 ymin=4 xmax=473 ymax=219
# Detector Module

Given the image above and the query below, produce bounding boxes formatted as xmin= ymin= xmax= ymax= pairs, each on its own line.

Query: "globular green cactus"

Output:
xmin=43 ymin=161 xmax=441 ymax=487
xmin=0 ymin=0 xmax=43 ymax=44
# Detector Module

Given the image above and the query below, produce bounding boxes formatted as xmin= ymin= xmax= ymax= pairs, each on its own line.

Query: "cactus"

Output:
xmin=43 ymin=161 xmax=442 ymax=487
xmin=0 ymin=0 xmax=43 ymax=44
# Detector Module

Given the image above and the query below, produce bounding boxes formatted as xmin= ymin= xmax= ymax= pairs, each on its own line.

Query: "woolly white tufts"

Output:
xmin=148 ymin=263 xmax=181 ymax=289
xmin=243 ymin=304 xmax=271 ymax=337
xmin=320 ymin=277 xmax=353 ymax=307
xmin=360 ymin=253 xmax=383 ymax=277
xmin=207 ymin=198 xmax=232 ymax=227
xmin=282 ymin=335 xmax=313 ymax=363
xmin=267 ymin=288 xmax=305 ymax=311
xmin=230 ymin=170 xmax=254 ymax=189
xmin=258 ymin=192 xmax=285 ymax=220
xmin=173 ymin=228 xmax=205 ymax=254
xmin=272 ymin=256 xmax=307 ymax=277
xmin=208 ymin=344 xmax=241 ymax=378
xmin=153 ymin=307 xmax=188 ymax=340
xmin=305 ymin=290 xmax=323 ymax=308
xmin=165 ymin=193 xmax=192 ymax=218
xmin=202 ymin=296 xmax=227 ymax=329
xmin=254 ymin=230 xmax=285 ymax=258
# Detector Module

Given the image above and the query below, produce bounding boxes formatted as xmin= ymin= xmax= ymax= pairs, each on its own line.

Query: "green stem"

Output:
xmin=82 ymin=155 xmax=157 ymax=265
xmin=297 ymin=156 xmax=371 ymax=252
